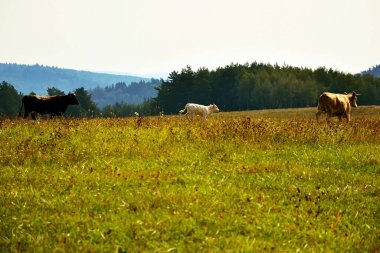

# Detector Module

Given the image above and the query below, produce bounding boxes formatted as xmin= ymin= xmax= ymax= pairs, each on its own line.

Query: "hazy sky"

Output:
xmin=0 ymin=0 xmax=379 ymax=76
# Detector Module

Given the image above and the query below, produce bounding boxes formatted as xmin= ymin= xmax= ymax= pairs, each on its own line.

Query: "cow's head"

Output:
xmin=348 ymin=91 xmax=360 ymax=108
xmin=68 ymin=93 xmax=80 ymax=105
xmin=210 ymin=104 xmax=220 ymax=113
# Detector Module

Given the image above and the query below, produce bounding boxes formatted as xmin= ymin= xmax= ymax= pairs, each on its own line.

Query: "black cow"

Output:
xmin=18 ymin=93 xmax=79 ymax=119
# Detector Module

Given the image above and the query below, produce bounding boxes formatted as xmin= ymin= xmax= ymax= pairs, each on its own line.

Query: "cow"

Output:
xmin=18 ymin=93 xmax=79 ymax=120
xmin=179 ymin=103 xmax=220 ymax=120
xmin=316 ymin=91 xmax=360 ymax=122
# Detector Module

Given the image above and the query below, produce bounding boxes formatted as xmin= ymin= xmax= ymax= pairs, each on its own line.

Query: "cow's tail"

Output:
xmin=179 ymin=105 xmax=187 ymax=114
xmin=18 ymin=98 xmax=24 ymax=117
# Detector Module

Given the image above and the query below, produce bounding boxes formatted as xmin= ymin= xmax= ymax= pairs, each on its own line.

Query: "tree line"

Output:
xmin=155 ymin=62 xmax=380 ymax=114
xmin=1 ymin=62 xmax=379 ymax=118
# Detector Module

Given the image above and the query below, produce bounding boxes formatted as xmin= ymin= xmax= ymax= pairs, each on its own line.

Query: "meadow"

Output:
xmin=0 ymin=106 xmax=379 ymax=252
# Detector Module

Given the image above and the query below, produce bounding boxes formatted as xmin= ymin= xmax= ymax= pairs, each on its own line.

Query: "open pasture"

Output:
xmin=1 ymin=106 xmax=379 ymax=252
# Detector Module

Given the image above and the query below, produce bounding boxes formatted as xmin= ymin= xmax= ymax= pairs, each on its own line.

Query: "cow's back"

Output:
xmin=318 ymin=92 xmax=344 ymax=114
xmin=23 ymin=95 xmax=71 ymax=114
xmin=317 ymin=92 xmax=350 ymax=115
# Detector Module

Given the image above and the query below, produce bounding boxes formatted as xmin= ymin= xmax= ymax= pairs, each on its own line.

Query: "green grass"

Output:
xmin=1 ymin=106 xmax=379 ymax=252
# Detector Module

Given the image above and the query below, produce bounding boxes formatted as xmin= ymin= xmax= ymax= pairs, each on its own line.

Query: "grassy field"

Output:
xmin=1 ymin=106 xmax=379 ymax=252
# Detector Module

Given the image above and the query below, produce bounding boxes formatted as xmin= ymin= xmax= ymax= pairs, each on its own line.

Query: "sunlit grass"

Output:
xmin=1 ymin=106 xmax=379 ymax=252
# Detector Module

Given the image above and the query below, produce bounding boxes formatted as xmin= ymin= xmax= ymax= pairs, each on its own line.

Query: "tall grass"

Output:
xmin=0 ymin=106 xmax=379 ymax=252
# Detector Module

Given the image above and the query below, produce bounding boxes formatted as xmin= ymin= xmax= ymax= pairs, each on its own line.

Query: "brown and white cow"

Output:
xmin=316 ymin=91 xmax=359 ymax=122
xmin=179 ymin=103 xmax=220 ymax=120
xmin=18 ymin=93 xmax=79 ymax=120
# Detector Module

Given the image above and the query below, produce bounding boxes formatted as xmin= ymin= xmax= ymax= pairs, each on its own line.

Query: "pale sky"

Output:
xmin=0 ymin=0 xmax=379 ymax=76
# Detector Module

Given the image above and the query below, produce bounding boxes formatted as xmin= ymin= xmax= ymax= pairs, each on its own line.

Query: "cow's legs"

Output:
xmin=31 ymin=111 xmax=37 ymax=120
xmin=316 ymin=111 xmax=323 ymax=121
xmin=24 ymin=109 xmax=29 ymax=118
xmin=344 ymin=113 xmax=350 ymax=122
xmin=325 ymin=114 xmax=333 ymax=123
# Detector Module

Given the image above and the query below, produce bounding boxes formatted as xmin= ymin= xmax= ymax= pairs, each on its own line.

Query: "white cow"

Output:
xmin=179 ymin=103 xmax=220 ymax=120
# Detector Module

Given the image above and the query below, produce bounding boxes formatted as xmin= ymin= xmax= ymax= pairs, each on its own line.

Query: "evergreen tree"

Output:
xmin=211 ymin=64 xmax=240 ymax=111
xmin=66 ymin=87 xmax=99 ymax=117
xmin=237 ymin=70 xmax=256 ymax=110
xmin=0 ymin=81 xmax=23 ymax=118
xmin=47 ymin=87 xmax=65 ymax=96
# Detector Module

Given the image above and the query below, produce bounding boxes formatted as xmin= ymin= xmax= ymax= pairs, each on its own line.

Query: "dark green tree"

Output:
xmin=66 ymin=87 xmax=99 ymax=117
xmin=0 ymin=81 xmax=23 ymax=118
xmin=155 ymin=66 xmax=196 ymax=114
xmin=193 ymin=68 xmax=213 ymax=105
xmin=237 ymin=70 xmax=256 ymax=110
xmin=47 ymin=87 xmax=65 ymax=96
xmin=210 ymin=64 xmax=240 ymax=111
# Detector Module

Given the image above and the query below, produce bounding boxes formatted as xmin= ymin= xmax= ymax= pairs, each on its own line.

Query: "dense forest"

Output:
xmin=155 ymin=62 xmax=380 ymax=114
xmin=1 ymin=62 xmax=379 ymax=118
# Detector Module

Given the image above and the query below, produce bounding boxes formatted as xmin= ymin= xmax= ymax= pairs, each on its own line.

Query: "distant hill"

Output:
xmin=361 ymin=64 xmax=380 ymax=77
xmin=0 ymin=63 xmax=151 ymax=95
